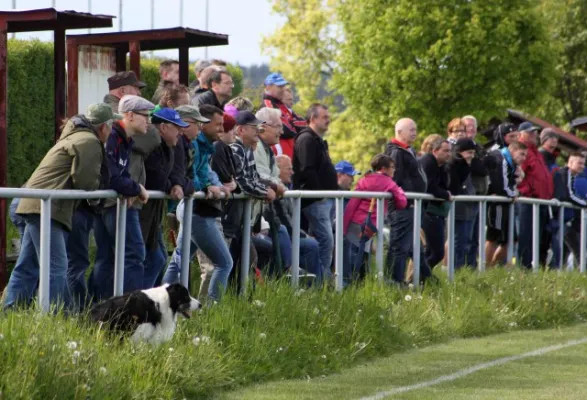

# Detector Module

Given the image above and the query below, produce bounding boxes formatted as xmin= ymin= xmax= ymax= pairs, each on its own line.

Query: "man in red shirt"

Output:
xmin=517 ymin=122 xmax=554 ymax=269
xmin=261 ymin=73 xmax=306 ymax=158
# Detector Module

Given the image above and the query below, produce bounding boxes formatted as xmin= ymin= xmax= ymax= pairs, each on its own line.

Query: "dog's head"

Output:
xmin=165 ymin=283 xmax=201 ymax=318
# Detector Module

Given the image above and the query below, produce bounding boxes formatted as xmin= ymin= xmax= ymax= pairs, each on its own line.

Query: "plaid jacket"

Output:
xmin=230 ymin=138 xmax=272 ymax=198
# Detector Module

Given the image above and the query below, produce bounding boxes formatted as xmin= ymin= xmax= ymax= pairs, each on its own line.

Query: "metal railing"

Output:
xmin=0 ymin=187 xmax=583 ymax=312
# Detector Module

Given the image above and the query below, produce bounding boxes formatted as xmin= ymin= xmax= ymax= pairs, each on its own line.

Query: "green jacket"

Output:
xmin=16 ymin=116 xmax=104 ymax=231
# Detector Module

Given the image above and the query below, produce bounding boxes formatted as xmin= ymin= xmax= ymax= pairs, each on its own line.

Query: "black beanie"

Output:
xmin=454 ymin=138 xmax=476 ymax=153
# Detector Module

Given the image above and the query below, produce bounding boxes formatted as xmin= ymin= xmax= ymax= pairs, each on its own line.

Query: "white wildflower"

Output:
xmin=509 ymin=322 xmax=518 ymax=328
xmin=72 ymin=350 xmax=81 ymax=364
xmin=99 ymin=367 xmax=107 ymax=375
xmin=0 ymin=333 xmax=4 ymax=340
xmin=253 ymin=300 xmax=265 ymax=308
xmin=66 ymin=341 xmax=78 ymax=350
xmin=321 ymin=355 xmax=327 ymax=359
xmin=259 ymin=333 xmax=267 ymax=339
xmin=408 ymin=283 xmax=414 ymax=289
xmin=313 ymin=307 xmax=320 ymax=315
xmin=168 ymin=347 xmax=174 ymax=352
xmin=192 ymin=337 xmax=201 ymax=346
xmin=277 ymin=347 xmax=284 ymax=353
xmin=557 ymin=291 xmax=562 ymax=296
xmin=201 ymin=336 xmax=211 ymax=344
xmin=357 ymin=309 xmax=363 ymax=314
xmin=404 ymin=295 xmax=412 ymax=302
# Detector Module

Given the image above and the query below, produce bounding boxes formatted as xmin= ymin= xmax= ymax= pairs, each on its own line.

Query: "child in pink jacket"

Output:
xmin=342 ymin=154 xmax=407 ymax=285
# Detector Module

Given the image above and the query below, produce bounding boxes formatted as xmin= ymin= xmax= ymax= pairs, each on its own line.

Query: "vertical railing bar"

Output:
xmin=558 ymin=206 xmax=565 ymax=271
xmin=334 ymin=197 xmax=344 ymax=291
xmin=180 ymin=197 xmax=194 ymax=288
xmin=412 ymin=199 xmax=422 ymax=287
xmin=38 ymin=198 xmax=52 ymax=313
xmin=447 ymin=201 xmax=455 ymax=282
xmin=376 ymin=198 xmax=384 ymax=280
xmin=113 ymin=198 xmax=127 ymax=296
xmin=478 ymin=201 xmax=487 ymax=273
xmin=240 ymin=199 xmax=252 ymax=295
xmin=291 ymin=197 xmax=301 ymax=287
xmin=507 ymin=202 xmax=515 ymax=265
xmin=532 ymin=203 xmax=540 ymax=273
xmin=580 ymin=209 xmax=586 ymax=274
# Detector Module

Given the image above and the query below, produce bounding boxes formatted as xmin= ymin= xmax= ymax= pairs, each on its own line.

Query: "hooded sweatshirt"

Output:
xmin=384 ymin=139 xmax=427 ymax=204
xmin=518 ymin=138 xmax=554 ymax=199
xmin=343 ymin=172 xmax=407 ymax=235
xmin=16 ymin=116 xmax=104 ymax=230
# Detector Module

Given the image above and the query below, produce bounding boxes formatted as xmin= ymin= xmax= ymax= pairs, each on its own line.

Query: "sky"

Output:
xmin=8 ymin=0 xmax=284 ymax=66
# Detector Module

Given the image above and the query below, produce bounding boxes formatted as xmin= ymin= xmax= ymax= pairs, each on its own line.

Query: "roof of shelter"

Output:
xmin=0 ymin=8 xmax=113 ymax=32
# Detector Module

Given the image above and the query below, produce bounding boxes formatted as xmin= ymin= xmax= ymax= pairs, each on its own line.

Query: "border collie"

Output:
xmin=90 ymin=283 xmax=201 ymax=345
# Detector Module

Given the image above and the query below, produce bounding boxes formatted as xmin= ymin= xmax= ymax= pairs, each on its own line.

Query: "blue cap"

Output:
xmin=518 ymin=121 xmax=540 ymax=133
xmin=335 ymin=160 xmax=361 ymax=176
xmin=264 ymin=72 xmax=288 ymax=87
xmin=151 ymin=107 xmax=189 ymax=128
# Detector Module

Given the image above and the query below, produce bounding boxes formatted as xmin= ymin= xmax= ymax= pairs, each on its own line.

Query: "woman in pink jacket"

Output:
xmin=342 ymin=154 xmax=407 ymax=285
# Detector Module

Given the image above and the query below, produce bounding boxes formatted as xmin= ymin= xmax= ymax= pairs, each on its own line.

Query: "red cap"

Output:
xmin=223 ymin=113 xmax=236 ymax=133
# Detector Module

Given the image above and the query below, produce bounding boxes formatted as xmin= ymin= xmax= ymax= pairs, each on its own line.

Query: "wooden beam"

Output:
xmin=66 ymin=38 xmax=79 ymax=117
xmin=54 ymin=27 xmax=66 ymax=142
xmin=129 ymin=40 xmax=141 ymax=79
xmin=179 ymin=46 xmax=189 ymax=86
xmin=0 ymin=19 xmax=8 ymax=291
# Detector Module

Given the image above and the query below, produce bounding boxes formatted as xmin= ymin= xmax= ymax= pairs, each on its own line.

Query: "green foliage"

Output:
xmin=2 ymin=270 xmax=587 ymax=398
xmin=334 ymin=0 xmax=556 ymax=143
xmin=6 ymin=39 xmax=54 ymax=187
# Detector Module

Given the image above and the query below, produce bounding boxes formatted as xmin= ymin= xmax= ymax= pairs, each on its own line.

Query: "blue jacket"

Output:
xmin=191 ymin=131 xmax=221 ymax=191
xmin=106 ymin=122 xmax=141 ymax=197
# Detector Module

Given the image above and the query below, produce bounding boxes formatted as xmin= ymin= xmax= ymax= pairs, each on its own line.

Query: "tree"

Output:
xmin=262 ymin=0 xmax=340 ymax=108
xmin=334 ymin=0 xmax=556 ymax=149
xmin=539 ymin=0 xmax=587 ymax=125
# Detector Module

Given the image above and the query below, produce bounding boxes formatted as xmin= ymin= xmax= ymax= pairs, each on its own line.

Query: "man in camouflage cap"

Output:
xmin=3 ymin=103 xmax=119 ymax=310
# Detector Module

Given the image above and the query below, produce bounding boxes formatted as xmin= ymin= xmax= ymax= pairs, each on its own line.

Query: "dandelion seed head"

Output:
xmin=557 ymin=291 xmax=562 ymax=296
xmin=253 ymin=300 xmax=265 ymax=308
xmin=321 ymin=354 xmax=327 ymax=359
xmin=404 ymin=295 xmax=412 ymax=302
xmin=66 ymin=341 xmax=78 ymax=350
xmin=313 ymin=307 xmax=320 ymax=315
xmin=192 ymin=337 xmax=201 ymax=346
xmin=99 ymin=367 xmax=107 ymax=374
xmin=259 ymin=333 xmax=267 ymax=339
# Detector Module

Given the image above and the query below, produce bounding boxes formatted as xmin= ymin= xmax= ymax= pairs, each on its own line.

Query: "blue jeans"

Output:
xmin=303 ymin=199 xmax=334 ymax=279
xmin=386 ymin=207 xmax=431 ymax=283
xmin=252 ymin=224 xmax=293 ymax=276
xmin=455 ymin=219 xmax=475 ymax=269
xmin=517 ymin=204 xmax=551 ymax=269
xmin=300 ymin=237 xmax=322 ymax=282
xmin=422 ymin=213 xmax=445 ymax=268
xmin=143 ymin=228 xmax=168 ymax=289
xmin=3 ymin=215 xmax=70 ymax=309
xmin=66 ymin=207 xmax=94 ymax=310
xmin=9 ymin=198 xmax=26 ymax=241
xmin=164 ymin=209 xmax=232 ymax=301
xmin=342 ymin=236 xmax=363 ymax=286
xmin=163 ymin=201 xmax=198 ymax=285
xmin=89 ymin=207 xmax=145 ymax=300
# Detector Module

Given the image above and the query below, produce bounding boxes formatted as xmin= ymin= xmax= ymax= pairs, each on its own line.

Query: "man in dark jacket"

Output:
xmin=4 ymin=103 xmax=119 ymax=310
xmin=261 ymin=73 xmax=307 ymax=159
xmin=293 ymin=103 xmax=338 ymax=278
xmin=419 ymin=137 xmax=451 ymax=269
xmin=554 ymin=152 xmax=587 ymax=264
xmin=89 ymin=95 xmax=153 ymax=301
xmin=140 ymin=108 xmax=188 ymax=289
xmin=486 ymin=141 xmax=527 ymax=266
xmin=192 ymin=69 xmax=233 ymax=109
xmin=539 ymin=128 xmax=560 ymax=172
xmin=384 ymin=118 xmax=431 ymax=284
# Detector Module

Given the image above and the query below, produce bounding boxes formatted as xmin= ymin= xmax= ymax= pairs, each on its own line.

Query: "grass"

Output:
xmin=225 ymin=323 xmax=587 ymax=399
xmin=2 ymin=268 xmax=587 ymax=399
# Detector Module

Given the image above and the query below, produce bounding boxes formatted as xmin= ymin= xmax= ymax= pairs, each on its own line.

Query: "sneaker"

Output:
xmin=285 ymin=267 xmax=316 ymax=279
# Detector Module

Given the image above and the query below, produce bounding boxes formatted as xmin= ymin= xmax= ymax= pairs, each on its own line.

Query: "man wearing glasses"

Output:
xmin=89 ymin=95 xmax=154 ymax=301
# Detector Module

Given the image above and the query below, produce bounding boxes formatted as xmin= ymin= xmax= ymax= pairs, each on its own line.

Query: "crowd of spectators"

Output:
xmin=4 ymin=58 xmax=587 ymax=310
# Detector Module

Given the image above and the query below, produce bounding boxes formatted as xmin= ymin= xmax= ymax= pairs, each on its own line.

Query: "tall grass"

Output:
xmin=1 ymin=269 xmax=587 ymax=399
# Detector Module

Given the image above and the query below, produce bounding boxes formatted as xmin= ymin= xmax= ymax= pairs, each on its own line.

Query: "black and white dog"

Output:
xmin=90 ymin=283 xmax=201 ymax=345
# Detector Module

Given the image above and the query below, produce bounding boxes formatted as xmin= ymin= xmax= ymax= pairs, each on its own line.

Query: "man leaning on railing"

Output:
xmin=2 ymin=103 xmax=121 ymax=310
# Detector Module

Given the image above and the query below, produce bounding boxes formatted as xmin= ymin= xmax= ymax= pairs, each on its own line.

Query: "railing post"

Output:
xmin=478 ymin=201 xmax=487 ymax=273
xmin=532 ymin=203 xmax=540 ymax=273
xmin=412 ymin=199 xmax=422 ymax=287
xmin=291 ymin=197 xmax=301 ymax=287
xmin=38 ymin=198 xmax=51 ymax=313
xmin=180 ymin=197 xmax=194 ymax=288
xmin=376 ymin=198 xmax=384 ymax=280
xmin=113 ymin=198 xmax=127 ymax=296
xmin=334 ymin=197 xmax=344 ymax=291
xmin=240 ymin=199 xmax=252 ymax=295
xmin=558 ymin=206 xmax=565 ymax=271
xmin=507 ymin=202 xmax=515 ymax=264
xmin=581 ymin=209 xmax=586 ymax=274
xmin=447 ymin=201 xmax=455 ymax=282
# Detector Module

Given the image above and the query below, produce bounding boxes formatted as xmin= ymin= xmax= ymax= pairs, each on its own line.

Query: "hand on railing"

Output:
xmin=138 ymin=184 xmax=149 ymax=204
xmin=223 ymin=179 xmax=237 ymax=193
xmin=206 ymin=185 xmax=223 ymax=200
xmin=170 ymin=185 xmax=184 ymax=201
xmin=265 ymin=188 xmax=276 ymax=202
xmin=275 ymin=183 xmax=287 ymax=199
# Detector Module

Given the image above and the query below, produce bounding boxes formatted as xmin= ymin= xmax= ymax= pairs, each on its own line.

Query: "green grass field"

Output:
xmin=224 ymin=323 xmax=587 ymax=399
xmin=2 ymin=269 xmax=587 ymax=399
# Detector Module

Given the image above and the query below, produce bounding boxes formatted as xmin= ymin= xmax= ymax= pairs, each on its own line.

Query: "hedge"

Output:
xmin=4 ymin=40 xmax=243 ymax=187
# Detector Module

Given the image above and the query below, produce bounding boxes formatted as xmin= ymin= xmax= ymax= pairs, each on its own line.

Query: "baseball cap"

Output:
xmin=151 ymin=108 xmax=189 ymax=128
xmin=175 ymin=105 xmax=211 ymax=123
xmin=85 ymin=103 xmax=122 ymax=125
xmin=107 ymin=71 xmax=147 ymax=91
xmin=264 ymin=72 xmax=288 ymax=87
xmin=335 ymin=160 xmax=361 ymax=176
xmin=118 ymin=95 xmax=155 ymax=113
xmin=223 ymin=113 xmax=236 ymax=132
xmin=235 ymin=111 xmax=264 ymax=126
xmin=518 ymin=121 xmax=540 ymax=133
